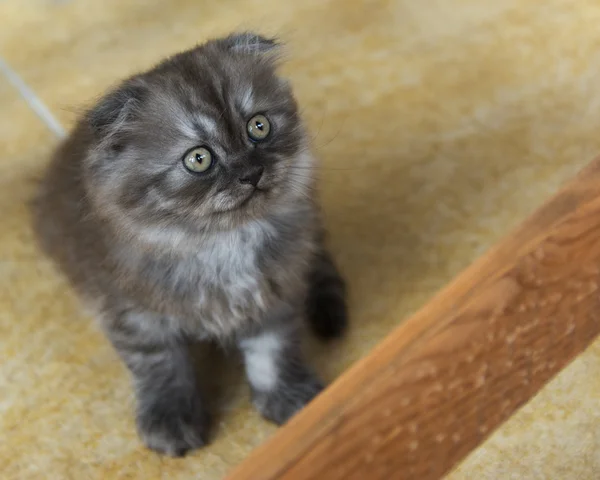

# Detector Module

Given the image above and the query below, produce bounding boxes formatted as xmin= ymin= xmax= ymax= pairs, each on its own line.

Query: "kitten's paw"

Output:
xmin=307 ymin=288 xmax=348 ymax=340
xmin=136 ymin=393 xmax=209 ymax=457
xmin=255 ymin=375 xmax=324 ymax=425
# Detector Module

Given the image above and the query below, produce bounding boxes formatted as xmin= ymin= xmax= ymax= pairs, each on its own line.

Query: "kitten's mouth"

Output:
xmin=235 ymin=187 xmax=267 ymax=210
xmin=213 ymin=187 xmax=272 ymax=215
xmin=238 ymin=187 xmax=266 ymax=208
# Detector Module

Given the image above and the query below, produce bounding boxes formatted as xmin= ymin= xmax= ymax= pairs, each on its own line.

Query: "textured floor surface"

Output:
xmin=2 ymin=1 xmax=600 ymax=479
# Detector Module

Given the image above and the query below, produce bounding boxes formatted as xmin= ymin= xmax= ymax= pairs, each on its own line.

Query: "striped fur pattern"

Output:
xmin=32 ymin=32 xmax=347 ymax=457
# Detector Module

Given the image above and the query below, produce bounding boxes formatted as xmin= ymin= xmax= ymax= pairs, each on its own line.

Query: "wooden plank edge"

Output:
xmin=226 ymin=157 xmax=600 ymax=480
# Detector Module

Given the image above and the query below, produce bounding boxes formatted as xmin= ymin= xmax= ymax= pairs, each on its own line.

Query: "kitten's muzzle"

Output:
xmin=238 ymin=166 xmax=264 ymax=188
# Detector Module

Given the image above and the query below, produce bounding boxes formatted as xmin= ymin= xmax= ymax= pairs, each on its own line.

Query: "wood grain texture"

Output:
xmin=226 ymin=157 xmax=600 ymax=480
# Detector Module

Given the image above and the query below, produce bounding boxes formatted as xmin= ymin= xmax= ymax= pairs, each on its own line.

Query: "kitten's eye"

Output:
xmin=183 ymin=147 xmax=213 ymax=173
xmin=247 ymin=114 xmax=271 ymax=141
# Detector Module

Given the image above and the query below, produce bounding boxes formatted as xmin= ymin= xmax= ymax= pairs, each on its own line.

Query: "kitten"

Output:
xmin=32 ymin=32 xmax=347 ymax=457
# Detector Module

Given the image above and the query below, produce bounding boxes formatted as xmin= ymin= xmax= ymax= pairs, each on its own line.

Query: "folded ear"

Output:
xmin=86 ymin=80 xmax=146 ymax=139
xmin=222 ymin=31 xmax=280 ymax=55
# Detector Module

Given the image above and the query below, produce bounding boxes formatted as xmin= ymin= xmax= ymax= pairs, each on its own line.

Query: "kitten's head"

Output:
xmin=84 ymin=32 xmax=314 ymax=244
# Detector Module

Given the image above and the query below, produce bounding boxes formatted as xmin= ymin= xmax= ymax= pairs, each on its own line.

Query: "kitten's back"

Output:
xmin=32 ymin=123 xmax=110 ymax=299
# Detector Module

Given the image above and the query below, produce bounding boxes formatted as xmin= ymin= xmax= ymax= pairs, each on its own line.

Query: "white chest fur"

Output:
xmin=195 ymin=219 xmax=276 ymax=315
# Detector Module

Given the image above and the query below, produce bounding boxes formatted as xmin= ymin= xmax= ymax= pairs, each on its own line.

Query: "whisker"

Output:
xmin=286 ymin=171 xmax=314 ymax=179
xmin=289 ymin=165 xmax=364 ymax=172
xmin=215 ymin=103 xmax=229 ymax=123
xmin=285 ymin=180 xmax=316 ymax=201
xmin=305 ymin=113 xmax=348 ymax=151
xmin=307 ymin=105 xmax=327 ymax=146
xmin=287 ymin=172 xmax=346 ymax=186
xmin=312 ymin=129 xmax=342 ymax=150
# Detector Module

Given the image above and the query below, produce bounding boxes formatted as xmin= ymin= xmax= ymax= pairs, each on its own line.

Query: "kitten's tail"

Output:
xmin=305 ymin=250 xmax=348 ymax=340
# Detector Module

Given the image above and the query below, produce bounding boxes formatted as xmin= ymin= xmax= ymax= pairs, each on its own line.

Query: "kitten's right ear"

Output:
xmin=87 ymin=81 xmax=146 ymax=139
xmin=222 ymin=32 xmax=281 ymax=55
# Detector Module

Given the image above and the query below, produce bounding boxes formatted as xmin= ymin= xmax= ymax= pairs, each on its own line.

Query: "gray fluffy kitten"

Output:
xmin=32 ymin=32 xmax=347 ymax=456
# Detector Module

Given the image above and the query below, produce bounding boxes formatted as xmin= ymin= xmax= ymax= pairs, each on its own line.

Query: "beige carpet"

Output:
xmin=2 ymin=1 xmax=600 ymax=478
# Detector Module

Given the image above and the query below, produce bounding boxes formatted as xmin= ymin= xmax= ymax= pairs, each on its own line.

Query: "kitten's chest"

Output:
xmin=197 ymin=230 xmax=263 ymax=290
xmin=193 ymin=221 xmax=275 ymax=313
xmin=140 ymin=215 xmax=315 ymax=338
xmin=198 ymin=220 xmax=269 ymax=274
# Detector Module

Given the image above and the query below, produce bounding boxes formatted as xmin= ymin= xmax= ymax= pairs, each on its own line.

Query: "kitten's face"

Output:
xmin=85 ymin=33 xmax=314 ymax=240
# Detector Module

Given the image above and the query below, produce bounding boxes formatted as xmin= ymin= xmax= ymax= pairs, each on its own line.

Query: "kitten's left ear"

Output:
xmin=223 ymin=32 xmax=280 ymax=55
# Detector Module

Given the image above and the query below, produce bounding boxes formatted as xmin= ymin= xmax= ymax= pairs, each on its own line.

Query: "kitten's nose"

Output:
xmin=239 ymin=166 xmax=264 ymax=187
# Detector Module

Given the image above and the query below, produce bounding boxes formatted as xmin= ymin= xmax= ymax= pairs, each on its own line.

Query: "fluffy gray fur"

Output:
xmin=32 ymin=32 xmax=347 ymax=457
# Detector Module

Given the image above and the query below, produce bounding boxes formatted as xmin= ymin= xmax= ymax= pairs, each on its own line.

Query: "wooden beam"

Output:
xmin=226 ymin=158 xmax=600 ymax=480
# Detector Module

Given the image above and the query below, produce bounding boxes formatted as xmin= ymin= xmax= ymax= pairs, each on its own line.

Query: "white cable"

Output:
xmin=0 ymin=56 xmax=66 ymax=139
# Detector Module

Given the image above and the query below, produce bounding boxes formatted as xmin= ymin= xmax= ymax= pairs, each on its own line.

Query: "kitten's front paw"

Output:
xmin=136 ymin=392 xmax=209 ymax=457
xmin=255 ymin=375 xmax=324 ymax=425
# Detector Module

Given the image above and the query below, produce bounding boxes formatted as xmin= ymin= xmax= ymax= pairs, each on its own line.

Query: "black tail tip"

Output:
xmin=307 ymin=293 xmax=348 ymax=341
